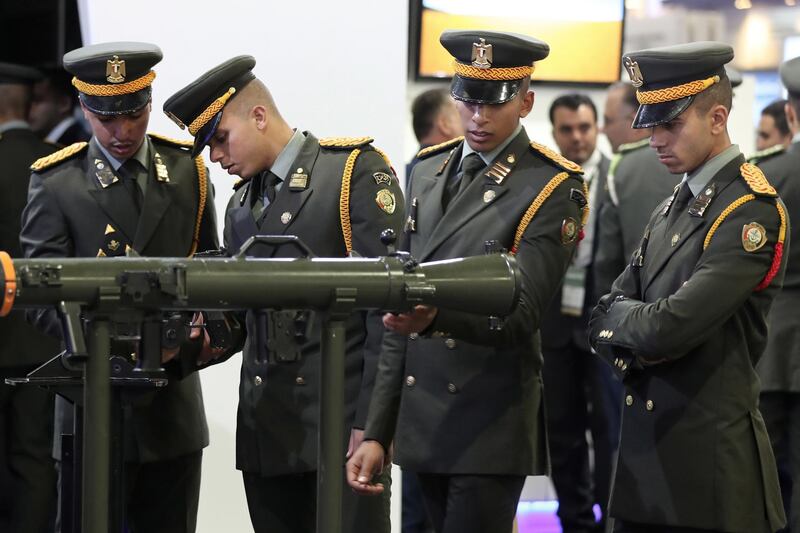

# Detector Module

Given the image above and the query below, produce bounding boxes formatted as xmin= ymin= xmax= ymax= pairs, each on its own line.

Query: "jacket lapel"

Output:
xmin=642 ymin=155 xmax=744 ymax=292
xmin=86 ymin=141 xmax=138 ymax=244
xmin=421 ymin=130 xmax=528 ymax=260
xmin=134 ymin=137 xmax=175 ymax=251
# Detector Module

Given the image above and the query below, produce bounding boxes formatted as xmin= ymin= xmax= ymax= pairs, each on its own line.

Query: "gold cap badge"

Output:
xmin=471 ymin=38 xmax=493 ymax=69
xmin=106 ymin=55 xmax=126 ymax=83
xmin=624 ymin=57 xmax=644 ymax=87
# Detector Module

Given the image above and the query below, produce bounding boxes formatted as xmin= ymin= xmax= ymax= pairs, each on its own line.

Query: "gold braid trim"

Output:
xmin=581 ymin=180 xmax=590 ymax=227
xmin=30 ymin=142 xmax=88 ymax=172
xmin=511 ymin=172 xmax=571 ymax=254
xmin=740 ymin=162 xmax=777 ymax=196
xmin=148 ymin=132 xmax=193 ymax=148
xmin=188 ymin=156 xmax=208 ymax=257
xmin=454 ymin=62 xmax=533 ymax=81
xmin=417 ymin=136 xmax=463 ymax=159
xmin=188 ymin=87 xmax=236 ymax=136
xmin=637 ymin=75 xmax=719 ymax=105
xmin=371 ymin=146 xmax=394 ymax=169
xmin=703 ymin=194 xmax=755 ymax=250
xmin=529 ymin=141 xmax=583 ymax=174
xmin=777 ymin=201 xmax=787 ymax=244
xmin=339 ymin=149 xmax=360 ymax=255
xmin=72 ymin=71 xmax=156 ymax=96
xmin=319 ymin=136 xmax=373 ymax=149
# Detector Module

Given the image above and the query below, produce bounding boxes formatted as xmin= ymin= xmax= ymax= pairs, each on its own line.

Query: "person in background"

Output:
xmin=28 ymin=66 xmax=89 ymax=146
xmin=540 ymin=93 xmax=616 ymax=533
xmin=407 ymin=87 xmax=463 ymax=179
xmin=750 ymin=99 xmax=793 ymax=164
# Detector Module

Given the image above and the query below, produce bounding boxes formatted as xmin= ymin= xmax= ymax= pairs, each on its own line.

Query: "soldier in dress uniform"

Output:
xmin=753 ymin=55 xmax=800 ymax=533
xmin=0 ymin=62 xmax=61 ymax=533
xmin=589 ymin=42 xmax=787 ymax=533
xmin=20 ymin=42 xmax=221 ymax=533
xmin=347 ymin=30 xmax=586 ymax=533
xmin=162 ymin=55 xmax=404 ymax=533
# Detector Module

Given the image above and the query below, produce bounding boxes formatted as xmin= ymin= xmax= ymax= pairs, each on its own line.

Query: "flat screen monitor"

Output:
xmin=413 ymin=0 xmax=625 ymax=85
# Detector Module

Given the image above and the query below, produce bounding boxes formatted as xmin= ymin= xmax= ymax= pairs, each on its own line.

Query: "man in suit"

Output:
xmin=347 ymin=30 xmax=585 ymax=533
xmin=589 ymin=42 xmax=787 ymax=533
xmin=754 ymin=56 xmax=800 ymax=533
xmin=593 ymin=82 xmax=681 ymax=306
xmin=539 ymin=93 xmax=615 ymax=533
xmin=20 ymin=42 xmax=220 ymax=533
xmin=28 ymin=66 xmax=89 ymax=146
xmin=0 ymin=62 xmax=61 ymax=533
xmin=163 ymin=55 xmax=404 ymax=533
xmin=407 ymin=88 xmax=463 ymax=182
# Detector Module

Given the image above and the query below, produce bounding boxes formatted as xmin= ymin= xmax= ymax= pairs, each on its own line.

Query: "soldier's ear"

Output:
xmin=251 ymin=104 xmax=269 ymax=131
xmin=519 ymin=90 xmax=534 ymax=118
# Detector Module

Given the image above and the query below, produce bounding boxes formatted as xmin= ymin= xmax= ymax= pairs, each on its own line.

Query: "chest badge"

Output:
xmin=742 ymin=222 xmax=767 ymax=252
xmin=94 ymin=158 xmax=118 ymax=188
xmin=671 ymin=233 xmax=680 ymax=247
xmin=154 ymin=152 xmax=170 ymax=182
xmin=375 ymin=189 xmax=396 ymax=214
xmin=281 ymin=211 xmax=293 ymax=225
xmin=483 ymin=189 xmax=496 ymax=203
xmin=289 ymin=168 xmax=309 ymax=190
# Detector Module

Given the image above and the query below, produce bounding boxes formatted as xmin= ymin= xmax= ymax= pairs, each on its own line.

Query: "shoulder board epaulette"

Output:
xmin=30 ymin=142 xmax=88 ymax=172
xmin=416 ymin=136 xmax=464 ymax=160
xmin=529 ymin=141 xmax=584 ymax=174
xmin=319 ymin=136 xmax=374 ymax=150
xmin=148 ymin=132 xmax=193 ymax=149
xmin=617 ymin=138 xmax=650 ymax=154
xmin=741 ymin=162 xmax=777 ymax=197
xmin=747 ymin=144 xmax=785 ymax=164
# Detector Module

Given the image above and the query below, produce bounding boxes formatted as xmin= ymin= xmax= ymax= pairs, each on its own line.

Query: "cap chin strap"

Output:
xmin=453 ymin=62 xmax=532 ymax=81
xmin=72 ymin=70 xmax=156 ymax=97
xmin=636 ymin=75 xmax=720 ymax=105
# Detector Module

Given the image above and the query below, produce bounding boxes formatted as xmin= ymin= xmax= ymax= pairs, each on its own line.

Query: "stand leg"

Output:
xmin=83 ymin=320 xmax=110 ymax=533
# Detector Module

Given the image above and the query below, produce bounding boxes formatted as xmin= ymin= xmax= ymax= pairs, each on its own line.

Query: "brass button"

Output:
xmin=409 ymin=333 xmax=419 ymax=340
xmin=405 ymin=375 xmax=416 ymax=387
xmin=447 ymin=383 xmax=458 ymax=393
xmin=254 ymin=375 xmax=263 ymax=386
xmin=295 ymin=376 xmax=306 ymax=386
xmin=646 ymin=400 xmax=655 ymax=411
xmin=444 ymin=338 xmax=456 ymax=349
xmin=625 ymin=394 xmax=633 ymax=406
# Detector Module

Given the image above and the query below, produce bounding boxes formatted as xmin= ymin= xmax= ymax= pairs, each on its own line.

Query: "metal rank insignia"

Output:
xmin=404 ymin=197 xmax=418 ymax=233
xmin=154 ymin=153 xmax=169 ymax=182
xmin=662 ymin=184 xmax=681 ymax=216
xmin=372 ymin=172 xmax=392 ymax=186
xmin=106 ymin=55 xmax=126 ymax=83
xmin=671 ymin=233 xmax=680 ymax=247
xmin=375 ymin=189 xmax=396 ymax=214
xmin=742 ymin=222 xmax=767 ymax=252
xmin=561 ymin=217 xmax=578 ymax=244
xmin=689 ymin=183 xmax=715 ymax=217
xmin=289 ymin=168 xmax=308 ymax=190
xmin=471 ymin=38 xmax=493 ymax=69
xmin=94 ymin=158 xmax=118 ymax=188
xmin=436 ymin=148 xmax=456 ymax=175
xmin=623 ymin=56 xmax=644 ymax=87
xmin=485 ymin=159 xmax=512 ymax=184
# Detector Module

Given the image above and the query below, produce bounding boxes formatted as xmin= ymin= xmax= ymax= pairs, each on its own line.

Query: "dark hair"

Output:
xmin=548 ymin=93 xmax=597 ymax=125
xmin=411 ymin=88 xmax=451 ymax=142
xmin=692 ymin=74 xmax=732 ymax=115
xmin=40 ymin=66 xmax=79 ymax=106
xmin=762 ymin=99 xmax=790 ymax=137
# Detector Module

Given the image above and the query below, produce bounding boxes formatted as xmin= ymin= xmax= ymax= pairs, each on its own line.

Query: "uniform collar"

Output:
xmin=0 ymin=119 xmax=30 ymax=134
xmin=95 ymin=136 xmax=150 ymax=172
xmin=460 ymin=123 xmax=523 ymax=167
xmin=269 ymin=129 xmax=306 ymax=181
xmin=581 ymin=148 xmax=603 ymax=182
xmin=683 ymin=144 xmax=741 ymax=196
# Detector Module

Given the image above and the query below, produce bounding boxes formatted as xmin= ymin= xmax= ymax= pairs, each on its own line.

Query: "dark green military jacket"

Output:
xmin=364 ymin=129 xmax=584 ymax=475
xmin=592 ymin=139 xmax=681 ymax=304
xmin=756 ymin=140 xmax=800 ymax=393
xmin=20 ymin=133 xmax=219 ymax=462
xmin=0 ymin=126 xmax=61 ymax=370
xmin=223 ymin=133 xmax=404 ymax=476
xmin=590 ymin=154 xmax=787 ymax=532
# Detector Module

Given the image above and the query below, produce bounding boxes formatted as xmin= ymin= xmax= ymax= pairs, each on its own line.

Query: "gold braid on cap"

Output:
xmin=72 ymin=70 xmax=156 ymax=96
xmin=453 ymin=62 xmax=533 ymax=81
xmin=637 ymin=75 xmax=720 ymax=105
xmin=188 ymin=87 xmax=236 ymax=136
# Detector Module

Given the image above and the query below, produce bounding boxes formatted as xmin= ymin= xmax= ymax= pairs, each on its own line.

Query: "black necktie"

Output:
xmin=118 ymin=159 xmax=144 ymax=212
xmin=667 ymin=181 xmax=694 ymax=229
xmin=443 ymin=153 xmax=484 ymax=209
xmin=263 ymin=172 xmax=281 ymax=204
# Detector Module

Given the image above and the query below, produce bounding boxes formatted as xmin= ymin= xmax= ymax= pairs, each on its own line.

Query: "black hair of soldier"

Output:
xmin=411 ymin=87 xmax=451 ymax=142
xmin=548 ymin=93 xmax=598 ymax=125
xmin=760 ymin=99 xmax=790 ymax=137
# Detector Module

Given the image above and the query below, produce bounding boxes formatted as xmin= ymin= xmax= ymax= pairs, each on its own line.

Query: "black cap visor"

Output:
xmin=450 ymin=75 xmax=521 ymax=105
xmin=632 ymin=95 xmax=693 ymax=129
xmin=79 ymin=87 xmax=152 ymax=116
xmin=191 ymin=111 xmax=223 ymax=158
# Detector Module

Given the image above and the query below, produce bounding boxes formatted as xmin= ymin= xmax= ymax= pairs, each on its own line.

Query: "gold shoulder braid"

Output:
xmin=529 ymin=142 xmax=584 ymax=174
xmin=339 ymin=149 xmax=361 ymax=255
xmin=319 ymin=136 xmax=374 ymax=150
xmin=740 ymin=162 xmax=777 ymax=196
xmin=30 ymin=142 xmax=88 ymax=172
xmin=148 ymin=132 xmax=193 ymax=149
xmin=417 ymin=136 xmax=464 ymax=160
xmin=189 ymin=156 xmax=208 ymax=257
xmin=511 ymin=172 xmax=573 ymax=254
